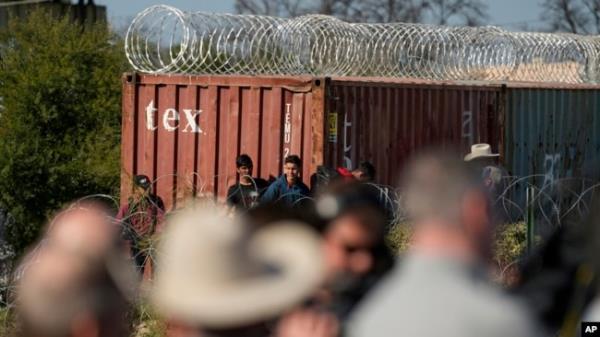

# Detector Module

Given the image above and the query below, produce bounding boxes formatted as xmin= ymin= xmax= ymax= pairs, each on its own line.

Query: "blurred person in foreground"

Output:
xmin=261 ymin=155 xmax=310 ymax=207
xmin=514 ymin=217 xmax=597 ymax=337
xmin=116 ymin=174 xmax=165 ymax=274
xmin=349 ymin=151 xmax=540 ymax=337
xmin=580 ymin=208 xmax=600 ymax=336
xmin=16 ymin=201 xmax=138 ymax=337
xmin=515 ymin=193 xmax=600 ymax=336
xmin=152 ymin=202 xmax=324 ymax=337
xmin=276 ymin=182 xmax=395 ymax=337
xmin=226 ymin=154 xmax=269 ymax=210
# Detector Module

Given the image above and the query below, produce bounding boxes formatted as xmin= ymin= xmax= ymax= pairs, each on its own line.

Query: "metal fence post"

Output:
xmin=526 ymin=186 xmax=535 ymax=253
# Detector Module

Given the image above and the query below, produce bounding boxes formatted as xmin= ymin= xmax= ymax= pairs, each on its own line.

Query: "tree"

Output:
xmin=541 ymin=0 xmax=600 ymax=34
xmin=425 ymin=0 xmax=488 ymax=26
xmin=318 ymin=0 xmax=430 ymax=23
xmin=234 ymin=0 xmax=308 ymax=17
xmin=234 ymin=0 xmax=488 ymax=25
xmin=0 ymin=9 xmax=127 ymax=254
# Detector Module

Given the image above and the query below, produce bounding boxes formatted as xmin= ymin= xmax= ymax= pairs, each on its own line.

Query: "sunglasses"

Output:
xmin=342 ymin=242 xmax=373 ymax=255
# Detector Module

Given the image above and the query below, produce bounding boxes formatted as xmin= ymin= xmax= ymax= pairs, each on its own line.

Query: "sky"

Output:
xmin=93 ymin=0 xmax=546 ymax=32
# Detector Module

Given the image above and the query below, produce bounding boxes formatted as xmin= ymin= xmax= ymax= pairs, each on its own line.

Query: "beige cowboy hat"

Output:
xmin=464 ymin=143 xmax=499 ymax=162
xmin=152 ymin=203 xmax=325 ymax=329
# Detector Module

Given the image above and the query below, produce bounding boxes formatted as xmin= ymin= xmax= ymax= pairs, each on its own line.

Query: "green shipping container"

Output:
xmin=503 ymin=85 xmax=600 ymax=227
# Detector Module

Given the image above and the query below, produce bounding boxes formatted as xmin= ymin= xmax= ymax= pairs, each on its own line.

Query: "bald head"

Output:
xmin=17 ymin=201 xmax=136 ymax=337
xmin=400 ymin=151 xmax=494 ymax=260
xmin=401 ymin=151 xmax=486 ymax=226
xmin=46 ymin=203 xmax=118 ymax=259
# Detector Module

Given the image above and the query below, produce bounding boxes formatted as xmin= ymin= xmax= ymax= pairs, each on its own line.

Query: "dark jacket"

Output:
xmin=116 ymin=194 xmax=165 ymax=239
xmin=260 ymin=175 xmax=310 ymax=207
xmin=226 ymin=178 xmax=269 ymax=210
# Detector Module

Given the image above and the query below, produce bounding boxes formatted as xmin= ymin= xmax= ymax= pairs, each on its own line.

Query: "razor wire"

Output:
xmin=125 ymin=5 xmax=600 ymax=83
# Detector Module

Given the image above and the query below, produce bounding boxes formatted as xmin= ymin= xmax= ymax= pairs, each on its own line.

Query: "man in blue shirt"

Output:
xmin=261 ymin=155 xmax=310 ymax=207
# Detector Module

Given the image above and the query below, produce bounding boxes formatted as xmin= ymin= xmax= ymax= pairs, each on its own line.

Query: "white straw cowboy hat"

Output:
xmin=152 ymin=203 xmax=325 ymax=328
xmin=464 ymin=143 xmax=499 ymax=162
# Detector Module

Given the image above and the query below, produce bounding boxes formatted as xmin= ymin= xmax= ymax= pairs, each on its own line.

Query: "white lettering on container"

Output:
xmin=163 ymin=108 xmax=179 ymax=132
xmin=543 ymin=153 xmax=561 ymax=188
xmin=284 ymin=104 xmax=292 ymax=144
xmin=462 ymin=110 xmax=473 ymax=146
xmin=343 ymin=113 xmax=353 ymax=169
xmin=146 ymin=100 xmax=158 ymax=131
xmin=283 ymin=103 xmax=292 ymax=158
xmin=182 ymin=109 xmax=202 ymax=133
xmin=144 ymin=100 xmax=203 ymax=133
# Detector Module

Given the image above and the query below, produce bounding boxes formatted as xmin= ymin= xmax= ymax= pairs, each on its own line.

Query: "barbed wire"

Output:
xmin=125 ymin=5 xmax=600 ymax=83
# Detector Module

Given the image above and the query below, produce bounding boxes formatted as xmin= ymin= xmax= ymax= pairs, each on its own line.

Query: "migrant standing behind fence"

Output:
xmin=116 ymin=175 xmax=165 ymax=276
xmin=261 ymin=155 xmax=310 ymax=207
xmin=226 ymin=154 xmax=269 ymax=210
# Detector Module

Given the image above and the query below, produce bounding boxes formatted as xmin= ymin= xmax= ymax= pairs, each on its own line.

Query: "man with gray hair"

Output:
xmin=349 ymin=151 xmax=542 ymax=337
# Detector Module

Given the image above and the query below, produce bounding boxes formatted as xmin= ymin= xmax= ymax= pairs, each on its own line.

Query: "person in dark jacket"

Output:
xmin=261 ymin=155 xmax=310 ymax=207
xmin=116 ymin=174 xmax=165 ymax=274
xmin=226 ymin=154 xmax=268 ymax=210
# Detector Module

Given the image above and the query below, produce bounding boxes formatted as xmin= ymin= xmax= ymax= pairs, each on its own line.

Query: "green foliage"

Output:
xmin=493 ymin=222 xmax=527 ymax=268
xmin=130 ymin=302 xmax=167 ymax=337
xmin=386 ymin=223 xmax=412 ymax=254
xmin=386 ymin=221 xmax=532 ymax=270
xmin=0 ymin=302 xmax=166 ymax=337
xmin=0 ymin=307 xmax=16 ymax=337
xmin=0 ymin=9 xmax=128 ymax=254
xmin=493 ymin=222 xmax=542 ymax=268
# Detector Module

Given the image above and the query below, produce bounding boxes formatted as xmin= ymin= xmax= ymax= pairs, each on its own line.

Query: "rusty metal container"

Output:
xmin=324 ymin=78 xmax=503 ymax=185
xmin=121 ymin=74 xmax=325 ymax=209
xmin=121 ymin=74 xmax=504 ymax=209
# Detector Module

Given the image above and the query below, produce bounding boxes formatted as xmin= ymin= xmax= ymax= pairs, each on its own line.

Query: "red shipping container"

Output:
xmin=121 ymin=74 xmax=502 ymax=210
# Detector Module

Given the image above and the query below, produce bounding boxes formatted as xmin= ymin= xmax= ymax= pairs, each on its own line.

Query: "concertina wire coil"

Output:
xmin=125 ymin=5 xmax=600 ymax=84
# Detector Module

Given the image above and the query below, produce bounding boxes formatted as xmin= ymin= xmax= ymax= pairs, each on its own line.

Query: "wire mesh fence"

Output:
xmin=125 ymin=5 xmax=600 ymax=83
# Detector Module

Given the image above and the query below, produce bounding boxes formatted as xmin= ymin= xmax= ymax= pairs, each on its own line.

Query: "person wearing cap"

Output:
xmin=151 ymin=202 xmax=324 ymax=337
xmin=16 ymin=201 xmax=138 ymax=337
xmin=226 ymin=154 xmax=269 ymax=210
xmin=116 ymin=174 xmax=165 ymax=275
xmin=349 ymin=151 xmax=541 ymax=337
xmin=261 ymin=155 xmax=310 ymax=207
